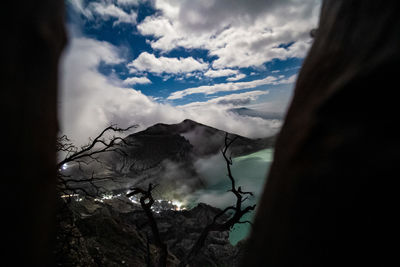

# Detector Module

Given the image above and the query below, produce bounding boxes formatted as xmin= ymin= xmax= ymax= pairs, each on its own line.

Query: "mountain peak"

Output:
xmin=182 ymin=119 xmax=196 ymax=124
xmin=128 ymin=120 xmax=275 ymax=157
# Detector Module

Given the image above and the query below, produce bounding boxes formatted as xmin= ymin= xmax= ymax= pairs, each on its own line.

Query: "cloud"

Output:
xmin=116 ymin=0 xmax=140 ymax=6
xmin=127 ymin=52 xmax=208 ymax=74
xmin=68 ymin=0 xmax=138 ymax=26
xmin=226 ymin=73 xmax=247 ymax=81
xmin=189 ymin=190 xmax=236 ymax=209
xmin=167 ymin=75 xmax=297 ymax=100
xmin=216 ymin=91 xmax=268 ymax=106
xmin=276 ymin=74 xmax=297 ymax=84
xmin=68 ymin=0 xmax=91 ymax=17
xmin=60 ymin=37 xmax=281 ymax=146
xmin=123 ymin=76 xmax=152 ymax=85
xmin=89 ymin=2 xmax=137 ymax=25
xmin=204 ymin=68 xmax=239 ymax=78
xmin=180 ymin=90 xmax=269 ymax=108
xmin=138 ymin=0 xmax=321 ymax=69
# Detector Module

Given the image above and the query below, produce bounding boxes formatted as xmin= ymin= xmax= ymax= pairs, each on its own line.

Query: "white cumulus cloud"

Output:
xmin=116 ymin=0 xmax=140 ymax=6
xmin=90 ymin=2 xmax=137 ymax=25
xmin=226 ymin=73 xmax=247 ymax=82
xmin=68 ymin=0 xmax=138 ymax=26
xmin=138 ymin=0 xmax=321 ymax=69
xmin=123 ymin=76 xmax=152 ymax=85
xmin=60 ymin=37 xmax=280 ymax=145
xmin=167 ymin=75 xmax=297 ymax=100
xmin=127 ymin=52 xmax=209 ymax=74
xmin=204 ymin=68 xmax=239 ymax=78
xmin=179 ymin=90 xmax=270 ymax=108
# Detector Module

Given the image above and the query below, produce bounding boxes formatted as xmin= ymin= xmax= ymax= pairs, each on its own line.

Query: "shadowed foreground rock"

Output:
xmin=55 ymin=198 xmax=242 ymax=266
xmin=241 ymin=1 xmax=400 ymax=266
xmin=1 ymin=0 xmax=66 ymax=265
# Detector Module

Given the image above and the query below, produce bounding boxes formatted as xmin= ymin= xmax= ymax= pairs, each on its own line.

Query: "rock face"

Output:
xmin=134 ymin=203 xmax=241 ymax=267
xmin=55 ymin=197 xmax=242 ymax=267
xmin=242 ymin=1 xmax=400 ymax=266
xmin=2 ymin=0 xmax=66 ymax=265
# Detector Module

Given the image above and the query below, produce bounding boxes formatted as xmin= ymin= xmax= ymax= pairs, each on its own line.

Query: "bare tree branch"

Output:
xmin=55 ymin=124 xmax=138 ymax=258
xmin=127 ymin=184 xmax=168 ymax=267
xmin=57 ymin=124 xmax=137 ymax=169
xmin=179 ymin=132 xmax=256 ymax=267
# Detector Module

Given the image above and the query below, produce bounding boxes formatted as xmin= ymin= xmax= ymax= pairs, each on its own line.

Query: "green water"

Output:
xmin=189 ymin=148 xmax=274 ymax=245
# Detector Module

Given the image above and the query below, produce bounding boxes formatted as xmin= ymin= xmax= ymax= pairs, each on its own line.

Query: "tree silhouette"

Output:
xmin=127 ymin=183 xmax=168 ymax=267
xmin=56 ymin=124 xmax=137 ymax=198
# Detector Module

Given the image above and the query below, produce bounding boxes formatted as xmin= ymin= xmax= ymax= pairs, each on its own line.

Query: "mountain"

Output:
xmin=121 ymin=119 xmax=276 ymax=160
xmin=63 ymin=119 xmax=275 ymax=199
xmin=229 ymin=107 xmax=284 ymax=120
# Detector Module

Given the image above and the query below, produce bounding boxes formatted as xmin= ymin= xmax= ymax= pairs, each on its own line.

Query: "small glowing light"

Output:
xmin=129 ymin=197 xmax=139 ymax=204
xmin=60 ymin=194 xmax=83 ymax=202
xmin=62 ymin=164 xmax=68 ymax=170
xmin=102 ymin=194 xmax=113 ymax=200
xmin=94 ymin=193 xmax=117 ymax=203
xmin=61 ymin=194 xmax=79 ymax=198
xmin=171 ymin=200 xmax=186 ymax=211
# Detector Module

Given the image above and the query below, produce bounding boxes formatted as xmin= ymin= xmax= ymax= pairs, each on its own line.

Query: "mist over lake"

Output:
xmin=187 ymin=148 xmax=274 ymax=244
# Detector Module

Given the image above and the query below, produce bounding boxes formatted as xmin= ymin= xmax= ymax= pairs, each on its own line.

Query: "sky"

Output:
xmin=60 ymin=0 xmax=321 ymax=145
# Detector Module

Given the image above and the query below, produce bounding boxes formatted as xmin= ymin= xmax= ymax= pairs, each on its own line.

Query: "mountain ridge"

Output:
xmin=125 ymin=119 xmax=276 ymax=158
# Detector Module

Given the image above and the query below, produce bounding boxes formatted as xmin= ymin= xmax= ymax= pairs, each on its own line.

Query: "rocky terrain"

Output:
xmin=55 ymin=195 xmax=245 ymax=266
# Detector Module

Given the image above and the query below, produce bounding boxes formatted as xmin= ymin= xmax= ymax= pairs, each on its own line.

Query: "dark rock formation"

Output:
xmin=136 ymin=203 xmax=241 ymax=267
xmin=2 ymin=0 xmax=66 ymax=265
xmin=55 ymin=197 xmax=241 ymax=266
xmin=118 ymin=128 xmax=195 ymax=172
xmin=55 ymin=198 xmax=156 ymax=266
xmin=242 ymin=1 xmax=400 ymax=266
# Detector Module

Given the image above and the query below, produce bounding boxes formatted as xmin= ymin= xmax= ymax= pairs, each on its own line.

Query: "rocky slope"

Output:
xmin=55 ymin=196 xmax=244 ymax=266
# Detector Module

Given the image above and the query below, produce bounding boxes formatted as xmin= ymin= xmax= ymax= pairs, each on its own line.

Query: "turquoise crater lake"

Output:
xmin=187 ymin=148 xmax=274 ymax=245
